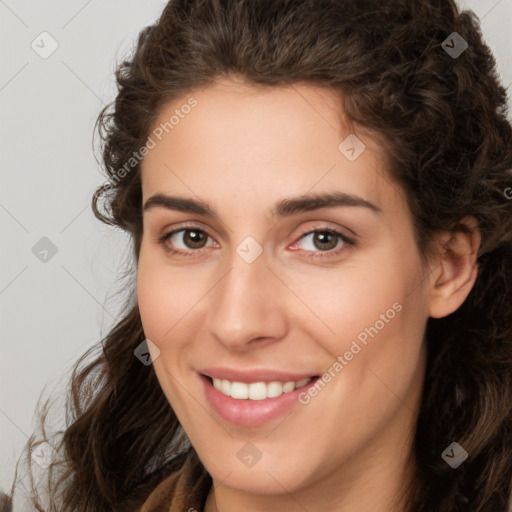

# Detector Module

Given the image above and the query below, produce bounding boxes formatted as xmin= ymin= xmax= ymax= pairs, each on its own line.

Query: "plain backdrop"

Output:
xmin=1 ymin=0 xmax=511 ymax=494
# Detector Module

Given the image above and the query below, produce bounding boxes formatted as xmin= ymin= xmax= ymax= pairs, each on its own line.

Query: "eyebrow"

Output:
xmin=143 ymin=191 xmax=381 ymax=219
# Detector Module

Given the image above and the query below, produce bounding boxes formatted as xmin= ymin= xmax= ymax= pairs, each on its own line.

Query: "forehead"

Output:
xmin=140 ymin=78 xmax=405 ymax=217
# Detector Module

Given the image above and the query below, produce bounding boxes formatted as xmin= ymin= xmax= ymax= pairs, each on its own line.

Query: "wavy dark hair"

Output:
xmin=5 ymin=0 xmax=512 ymax=510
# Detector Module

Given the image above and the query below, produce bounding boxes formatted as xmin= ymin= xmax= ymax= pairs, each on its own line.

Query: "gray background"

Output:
xmin=1 ymin=0 xmax=511 ymax=493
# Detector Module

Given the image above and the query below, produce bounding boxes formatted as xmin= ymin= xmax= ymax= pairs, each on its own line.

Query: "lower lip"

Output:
xmin=200 ymin=374 xmax=319 ymax=427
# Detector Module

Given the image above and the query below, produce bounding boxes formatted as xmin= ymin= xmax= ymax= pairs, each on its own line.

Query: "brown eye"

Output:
xmin=160 ymin=228 xmax=213 ymax=252
xmin=181 ymin=229 xmax=208 ymax=249
xmin=298 ymin=230 xmax=345 ymax=252
xmin=291 ymin=228 xmax=356 ymax=260
xmin=310 ymin=231 xmax=338 ymax=251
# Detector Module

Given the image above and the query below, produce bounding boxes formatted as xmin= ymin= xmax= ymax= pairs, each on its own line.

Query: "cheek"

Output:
xmin=289 ymin=256 xmax=420 ymax=345
xmin=136 ymin=248 xmax=178 ymax=345
xmin=136 ymin=261 xmax=161 ymax=340
xmin=136 ymin=249 xmax=210 ymax=356
xmin=295 ymin=248 xmax=427 ymax=388
xmin=136 ymin=256 xmax=193 ymax=410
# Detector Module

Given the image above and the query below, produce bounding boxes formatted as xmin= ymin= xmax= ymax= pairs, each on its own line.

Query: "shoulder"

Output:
xmin=139 ymin=451 xmax=211 ymax=512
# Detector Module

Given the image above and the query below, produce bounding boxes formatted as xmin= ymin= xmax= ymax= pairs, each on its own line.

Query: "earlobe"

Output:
xmin=428 ymin=217 xmax=481 ymax=319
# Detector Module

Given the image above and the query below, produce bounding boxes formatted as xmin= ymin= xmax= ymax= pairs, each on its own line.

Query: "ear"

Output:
xmin=428 ymin=216 xmax=481 ymax=319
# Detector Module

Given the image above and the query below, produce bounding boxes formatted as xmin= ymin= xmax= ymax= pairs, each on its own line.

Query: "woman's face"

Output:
xmin=137 ymin=78 xmax=432 ymax=504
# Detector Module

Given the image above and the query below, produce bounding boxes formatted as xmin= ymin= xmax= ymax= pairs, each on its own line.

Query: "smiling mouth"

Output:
xmin=204 ymin=375 xmax=319 ymax=400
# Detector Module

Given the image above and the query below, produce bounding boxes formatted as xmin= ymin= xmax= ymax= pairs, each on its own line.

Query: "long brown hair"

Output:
xmin=6 ymin=0 xmax=512 ymax=510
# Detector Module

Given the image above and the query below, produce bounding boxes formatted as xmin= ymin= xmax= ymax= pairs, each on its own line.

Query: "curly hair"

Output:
xmin=6 ymin=0 xmax=512 ymax=510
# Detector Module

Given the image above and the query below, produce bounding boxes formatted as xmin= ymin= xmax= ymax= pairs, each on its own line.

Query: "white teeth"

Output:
xmin=248 ymin=382 xmax=267 ymax=400
xmin=267 ymin=381 xmax=283 ymax=398
xmin=295 ymin=378 xmax=311 ymax=388
xmin=230 ymin=381 xmax=249 ymax=399
xmin=282 ymin=381 xmax=295 ymax=393
xmin=221 ymin=379 xmax=230 ymax=396
xmin=211 ymin=377 xmax=313 ymax=400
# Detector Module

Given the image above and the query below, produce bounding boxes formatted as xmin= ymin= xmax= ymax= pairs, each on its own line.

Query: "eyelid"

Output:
xmin=157 ymin=220 xmax=356 ymax=258
xmin=156 ymin=221 xmax=217 ymax=255
xmin=289 ymin=226 xmax=355 ymax=259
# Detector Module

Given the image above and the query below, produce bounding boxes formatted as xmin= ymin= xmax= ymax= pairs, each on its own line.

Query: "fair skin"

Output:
xmin=136 ymin=77 xmax=480 ymax=512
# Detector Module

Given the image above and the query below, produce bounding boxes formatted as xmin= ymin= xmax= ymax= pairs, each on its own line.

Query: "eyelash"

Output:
xmin=157 ymin=224 xmax=356 ymax=259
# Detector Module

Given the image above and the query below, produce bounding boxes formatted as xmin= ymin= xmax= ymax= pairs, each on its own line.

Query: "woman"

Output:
xmin=6 ymin=0 xmax=512 ymax=510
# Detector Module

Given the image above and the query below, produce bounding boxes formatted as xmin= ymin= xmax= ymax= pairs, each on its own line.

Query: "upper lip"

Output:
xmin=199 ymin=366 xmax=319 ymax=383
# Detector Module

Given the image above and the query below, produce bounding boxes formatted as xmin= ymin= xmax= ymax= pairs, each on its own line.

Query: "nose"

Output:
xmin=207 ymin=247 xmax=289 ymax=351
